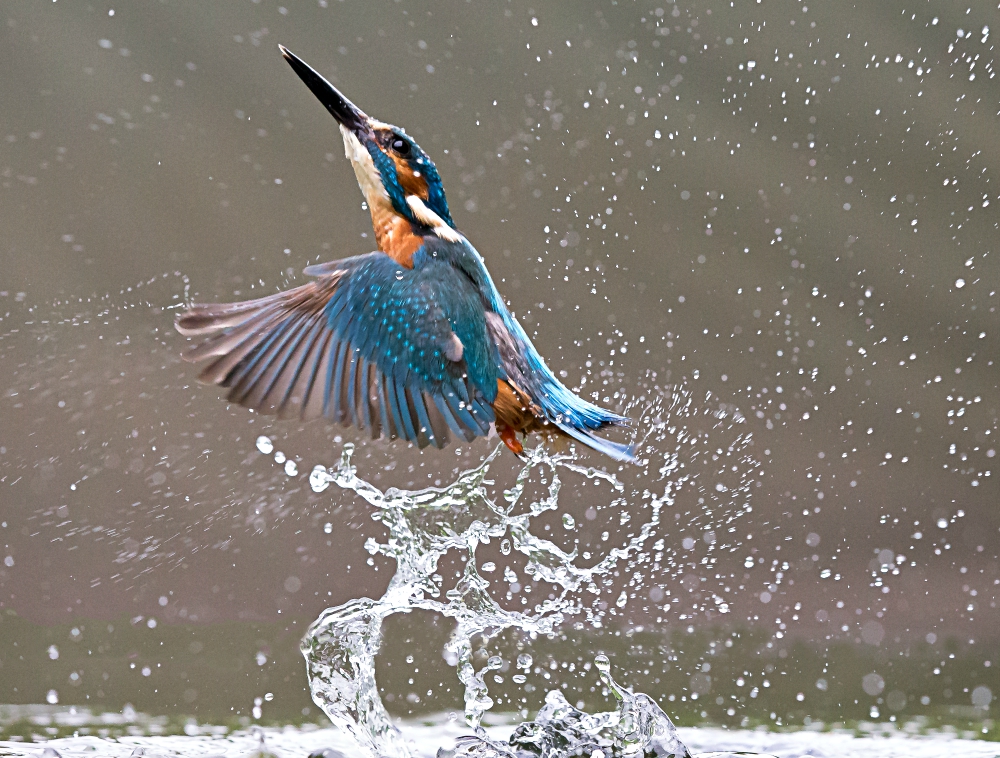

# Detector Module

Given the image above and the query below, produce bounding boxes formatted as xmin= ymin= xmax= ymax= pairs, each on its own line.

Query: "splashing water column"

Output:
xmin=303 ymin=597 xmax=411 ymax=758
xmin=298 ymin=440 xmax=701 ymax=758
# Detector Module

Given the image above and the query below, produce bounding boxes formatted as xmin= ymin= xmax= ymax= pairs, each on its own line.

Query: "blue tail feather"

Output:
xmin=555 ymin=421 xmax=637 ymax=463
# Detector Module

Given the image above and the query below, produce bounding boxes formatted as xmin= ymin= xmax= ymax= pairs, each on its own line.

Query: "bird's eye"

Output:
xmin=391 ymin=138 xmax=410 ymax=155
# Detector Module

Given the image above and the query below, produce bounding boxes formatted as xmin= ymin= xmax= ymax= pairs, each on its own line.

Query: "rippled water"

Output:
xmin=2 ymin=717 xmax=998 ymax=758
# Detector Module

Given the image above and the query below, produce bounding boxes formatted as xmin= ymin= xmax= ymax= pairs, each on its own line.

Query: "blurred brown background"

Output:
xmin=0 ymin=0 xmax=996 ymax=726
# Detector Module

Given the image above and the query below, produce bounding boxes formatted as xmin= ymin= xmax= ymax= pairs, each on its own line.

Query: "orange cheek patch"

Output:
xmin=392 ymin=156 xmax=430 ymax=200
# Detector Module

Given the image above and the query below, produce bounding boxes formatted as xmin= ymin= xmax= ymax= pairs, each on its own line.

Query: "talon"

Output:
xmin=497 ymin=423 xmax=524 ymax=457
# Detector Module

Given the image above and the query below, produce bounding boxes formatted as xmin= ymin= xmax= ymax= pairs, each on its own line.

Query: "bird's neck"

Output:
xmin=342 ymin=125 xmax=425 ymax=268
xmin=369 ymin=199 xmax=424 ymax=268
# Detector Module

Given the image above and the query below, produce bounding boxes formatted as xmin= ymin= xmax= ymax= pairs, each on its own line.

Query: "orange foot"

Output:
xmin=497 ymin=423 xmax=524 ymax=457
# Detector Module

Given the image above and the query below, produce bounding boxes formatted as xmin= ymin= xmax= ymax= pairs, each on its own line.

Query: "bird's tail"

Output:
xmin=537 ymin=382 xmax=637 ymax=462
xmin=554 ymin=421 xmax=637 ymax=463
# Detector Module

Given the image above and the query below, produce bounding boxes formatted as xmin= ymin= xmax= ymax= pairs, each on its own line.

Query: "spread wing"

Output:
xmin=175 ymin=252 xmax=497 ymax=448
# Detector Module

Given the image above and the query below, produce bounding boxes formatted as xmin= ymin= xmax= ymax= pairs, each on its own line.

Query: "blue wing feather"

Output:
xmin=417 ymin=236 xmax=634 ymax=460
xmin=246 ymin=311 xmax=316 ymax=410
xmin=381 ymin=372 xmax=400 ymax=437
xmin=376 ymin=374 xmax=395 ymax=438
xmin=177 ymin=249 xmax=497 ymax=448
xmin=327 ymin=340 xmax=349 ymax=424
xmin=228 ymin=318 xmax=292 ymax=400
xmin=300 ymin=330 xmax=333 ymax=420
xmin=390 ymin=377 xmax=418 ymax=441
xmin=405 ymin=387 xmax=430 ymax=445
xmin=346 ymin=350 xmax=362 ymax=428
xmin=177 ymin=237 xmax=632 ymax=459
xmin=284 ymin=319 xmax=327 ymax=418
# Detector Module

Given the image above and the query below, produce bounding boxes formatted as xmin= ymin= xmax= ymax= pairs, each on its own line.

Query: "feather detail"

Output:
xmin=444 ymin=332 xmax=464 ymax=363
xmin=406 ymin=195 xmax=461 ymax=242
xmin=175 ymin=254 xmax=496 ymax=450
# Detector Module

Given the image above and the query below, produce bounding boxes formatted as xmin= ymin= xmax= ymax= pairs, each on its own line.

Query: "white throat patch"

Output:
xmin=340 ymin=125 xmax=390 ymax=209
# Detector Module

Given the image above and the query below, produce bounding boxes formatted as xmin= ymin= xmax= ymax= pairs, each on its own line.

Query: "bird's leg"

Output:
xmin=496 ymin=421 xmax=524 ymax=457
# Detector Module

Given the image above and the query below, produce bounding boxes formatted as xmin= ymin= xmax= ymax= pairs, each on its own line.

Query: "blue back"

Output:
xmin=323 ymin=250 xmax=500 ymax=403
xmin=417 ymin=237 xmax=625 ymax=433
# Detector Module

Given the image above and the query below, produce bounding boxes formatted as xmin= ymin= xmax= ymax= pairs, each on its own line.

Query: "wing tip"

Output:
xmin=174 ymin=309 xmax=215 ymax=338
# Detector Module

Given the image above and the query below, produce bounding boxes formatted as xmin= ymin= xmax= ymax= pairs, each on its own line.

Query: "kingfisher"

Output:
xmin=175 ymin=46 xmax=634 ymax=462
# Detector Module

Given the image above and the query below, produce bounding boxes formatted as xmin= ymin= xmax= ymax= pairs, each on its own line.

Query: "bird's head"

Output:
xmin=279 ymin=45 xmax=459 ymax=248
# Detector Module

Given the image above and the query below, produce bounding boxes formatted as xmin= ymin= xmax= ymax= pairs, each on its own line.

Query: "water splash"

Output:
xmin=486 ymin=654 xmax=691 ymax=758
xmin=301 ymin=436 xmax=684 ymax=757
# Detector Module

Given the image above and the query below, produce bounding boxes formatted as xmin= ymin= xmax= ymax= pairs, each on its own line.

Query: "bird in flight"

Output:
xmin=175 ymin=46 xmax=634 ymax=462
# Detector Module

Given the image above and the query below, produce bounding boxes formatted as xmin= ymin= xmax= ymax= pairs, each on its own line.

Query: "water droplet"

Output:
xmin=255 ymin=435 xmax=273 ymax=455
xmin=971 ymin=685 xmax=993 ymax=708
xmin=310 ymin=465 xmax=332 ymax=493
xmin=862 ymin=672 xmax=885 ymax=696
xmin=594 ymin=654 xmax=610 ymax=674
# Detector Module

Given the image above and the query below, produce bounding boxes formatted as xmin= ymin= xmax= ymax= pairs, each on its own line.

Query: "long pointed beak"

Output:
xmin=278 ymin=45 xmax=369 ymax=135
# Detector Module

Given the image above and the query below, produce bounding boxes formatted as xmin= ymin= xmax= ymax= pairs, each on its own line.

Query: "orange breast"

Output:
xmin=492 ymin=379 xmax=543 ymax=434
xmin=369 ymin=202 xmax=424 ymax=268
xmin=493 ymin=379 xmax=572 ymax=452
